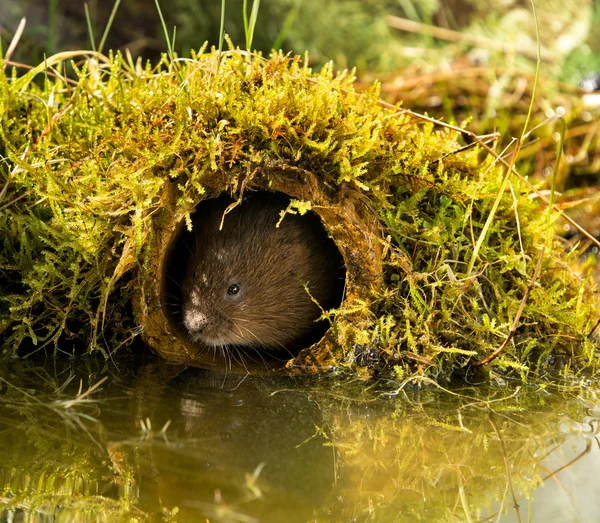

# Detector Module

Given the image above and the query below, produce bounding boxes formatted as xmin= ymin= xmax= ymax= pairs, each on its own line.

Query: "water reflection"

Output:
xmin=0 ymin=353 xmax=599 ymax=522
xmin=497 ymin=405 xmax=600 ymax=523
xmin=125 ymin=368 xmax=334 ymax=522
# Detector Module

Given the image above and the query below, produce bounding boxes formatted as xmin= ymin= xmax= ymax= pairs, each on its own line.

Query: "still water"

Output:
xmin=1 ymin=351 xmax=599 ymax=522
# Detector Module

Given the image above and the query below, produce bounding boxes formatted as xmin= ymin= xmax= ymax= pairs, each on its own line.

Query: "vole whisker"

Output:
xmin=222 ymin=326 xmax=264 ymax=371
xmin=232 ymin=320 xmax=294 ymax=360
xmin=231 ymin=346 xmax=251 ymax=374
xmin=182 ymin=239 xmax=193 ymax=256
xmin=231 ymin=325 xmax=288 ymax=368
xmin=165 ymin=274 xmax=184 ymax=291
xmin=220 ymin=344 xmax=232 ymax=375
xmin=160 ymin=291 xmax=181 ymax=300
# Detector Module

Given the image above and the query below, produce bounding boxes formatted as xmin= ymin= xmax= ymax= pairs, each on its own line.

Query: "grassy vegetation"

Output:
xmin=0 ymin=41 xmax=597 ymax=382
xmin=1 ymin=5 xmax=599 ymax=522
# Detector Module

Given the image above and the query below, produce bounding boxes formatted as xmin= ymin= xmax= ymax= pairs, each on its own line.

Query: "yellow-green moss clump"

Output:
xmin=0 ymin=47 xmax=598 ymax=381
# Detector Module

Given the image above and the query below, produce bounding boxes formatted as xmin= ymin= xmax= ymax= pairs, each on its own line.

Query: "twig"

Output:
xmin=473 ymin=246 xmax=545 ymax=367
xmin=375 ymin=66 xmax=582 ymax=95
xmin=540 ymin=438 xmax=593 ymax=483
xmin=488 ymin=416 xmax=522 ymax=523
xmin=386 ymin=15 xmax=546 ymax=62
xmin=588 ymin=318 xmax=600 ymax=339
xmin=0 ymin=188 xmax=36 ymax=212
xmin=61 ymin=376 xmax=108 ymax=409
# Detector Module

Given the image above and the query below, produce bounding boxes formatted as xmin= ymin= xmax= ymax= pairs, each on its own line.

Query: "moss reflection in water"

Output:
xmin=0 ymin=354 xmax=599 ymax=522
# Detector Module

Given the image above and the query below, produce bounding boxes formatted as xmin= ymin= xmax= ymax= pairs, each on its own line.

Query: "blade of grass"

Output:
xmin=48 ymin=0 xmax=58 ymax=54
xmin=243 ymin=0 xmax=249 ymax=44
xmin=154 ymin=0 xmax=185 ymax=89
xmin=12 ymin=50 xmax=108 ymax=92
xmin=3 ymin=17 xmax=26 ymax=68
xmin=520 ymin=0 xmax=541 ymax=144
xmin=466 ymin=141 xmax=520 ymax=275
xmin=218 ymin=0 xmax=226 ymax=55
xmin=84 ymin=4 xmax=97 ymax=53
xmin=273 ymin=0 xmax=301 ymax=51
xmin=98 ymin=0 xmax=122 ymax=55
xmin=154 ymin=0 xmax=174 ymax=60
xmin=546 ymin=118 xmax=564 ymax=249
xmin=466 ymin=0 xmax=542 ymax=275
xmin=215 ymin=0 xmax=226 ymax=78
xmin=243 ymin=0 xmax=261 ymax=51
xmin=248 ymin=0 xmax=261 ymax=50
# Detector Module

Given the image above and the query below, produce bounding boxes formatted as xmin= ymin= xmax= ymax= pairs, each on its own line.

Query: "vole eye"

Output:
xmin=227 ymin=283 xmax=240 ymax=296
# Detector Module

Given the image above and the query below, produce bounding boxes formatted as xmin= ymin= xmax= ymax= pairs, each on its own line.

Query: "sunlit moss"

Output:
xmin=0 ymin=46 xmax=598 ymax=382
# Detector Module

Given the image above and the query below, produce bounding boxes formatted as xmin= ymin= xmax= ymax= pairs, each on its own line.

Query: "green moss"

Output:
xmin=0 ymin=47 xmax=597 ymax=382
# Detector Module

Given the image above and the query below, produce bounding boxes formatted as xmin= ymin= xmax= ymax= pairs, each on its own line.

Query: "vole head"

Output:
xmin=181 ymin=194 xmax=338 ymax=351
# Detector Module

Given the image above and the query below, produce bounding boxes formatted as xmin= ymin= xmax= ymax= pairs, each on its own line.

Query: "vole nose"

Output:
xmin=183 ymin=309 xmax=208 ymax=332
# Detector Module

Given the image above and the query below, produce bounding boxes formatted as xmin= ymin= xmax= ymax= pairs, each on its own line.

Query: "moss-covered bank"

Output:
xmin=0 ymin=48 xmax=598 ymax=381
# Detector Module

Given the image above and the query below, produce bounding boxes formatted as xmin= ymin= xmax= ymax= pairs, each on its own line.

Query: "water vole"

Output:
xmin=179 ymin=192 xmax=345 ymax=352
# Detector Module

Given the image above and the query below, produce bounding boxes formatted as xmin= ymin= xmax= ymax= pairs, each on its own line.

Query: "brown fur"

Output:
xmin=180 ymin=192 xmax=345 ymax=351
